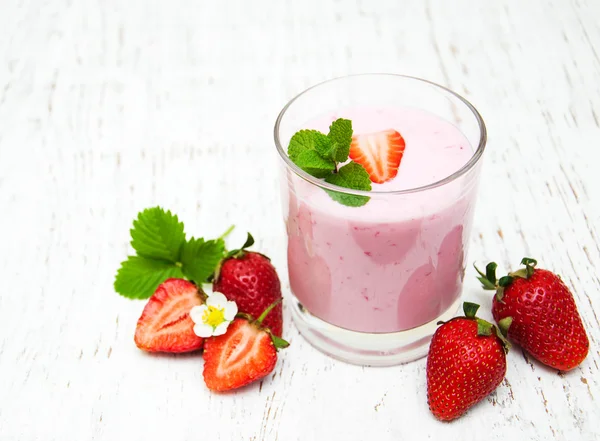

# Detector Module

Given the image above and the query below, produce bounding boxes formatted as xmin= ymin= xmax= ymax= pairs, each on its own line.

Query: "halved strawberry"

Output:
xmin=203 ymin=302 xmax=289 ymax=392
xmin=134 ymin=278 xmax=204 ymax=353
xmin=348 ymin=129 xmax=406 ymax=184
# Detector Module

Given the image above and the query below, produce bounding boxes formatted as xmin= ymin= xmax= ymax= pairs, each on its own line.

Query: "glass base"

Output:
xmin=290 ymin=294 xmax=462 ymax=367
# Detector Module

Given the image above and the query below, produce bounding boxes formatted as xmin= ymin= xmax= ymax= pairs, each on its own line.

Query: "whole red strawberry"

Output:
xmin=427 ymin=302 xmax=509 ymax=421
xmin=213 ymin=234 xmax=283 ymax=337
xmin=477 ymin=258 xmax=589 ymax=371
xmin=203 ymin=301 xmax=289 ymax=392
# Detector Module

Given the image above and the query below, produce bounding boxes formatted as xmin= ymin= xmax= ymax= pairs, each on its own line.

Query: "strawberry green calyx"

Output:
xmin=475 ymin=258 xmax=538 ymax=302
xmin=492 ymin=325 xmax=511 ymax=353
xmin=475 ymin=262 xmax=505 ymax=300
xmin=461 ymin=302 xmax=511 ymax=353
xmin=508 ymin=257 xmax=537 ymax=280
xmin=495 ymin=276 xmax=512 ymax=301
xmin=474 ymin=262 xmax=498 ymax=290
xmin=226 ymin=232 xmax=255 ymax=259
xmin=476 ymin=318 xmax=494 ymax=337
xmin=463 ymin=302 xmax=493 ymax=336
xmin=463 ymin=301 xmax=481 ymax=318
xmin=497 ymin=317 xmax=513 ymax=337
xmin=436 ymin=301 xmax=480 ymax=326
xmin=473 ymin=262 xmax=512 ymax=302
xmin=222 ymin=232 xmax=271 ymax=261
xmin=500 ymin=257 xmax=538 ymax=287
xmin=270 ymin=334 xmax=290 ymax=350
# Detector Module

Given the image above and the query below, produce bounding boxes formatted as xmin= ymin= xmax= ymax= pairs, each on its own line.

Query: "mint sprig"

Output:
xmin=287 ymin=118 xmax=371 ymax=207
xmin=114 ymin=207 xmax=230 ymax=299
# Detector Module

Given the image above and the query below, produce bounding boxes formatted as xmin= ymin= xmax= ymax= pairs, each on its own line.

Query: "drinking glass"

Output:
xmin=274 ymin=74 xmax=487 ymax=366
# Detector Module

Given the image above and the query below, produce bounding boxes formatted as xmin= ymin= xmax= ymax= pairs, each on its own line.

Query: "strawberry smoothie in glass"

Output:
xmin=274 ymin=74 xmax=487 ymax=366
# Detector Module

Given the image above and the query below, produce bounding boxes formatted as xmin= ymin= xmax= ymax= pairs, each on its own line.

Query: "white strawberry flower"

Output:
xmin=190 ymin=291 xmax=238 ymax=338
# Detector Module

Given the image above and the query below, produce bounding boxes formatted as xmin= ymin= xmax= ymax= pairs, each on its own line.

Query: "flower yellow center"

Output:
xmin=202 ymin=305 xmax=226 ymax=328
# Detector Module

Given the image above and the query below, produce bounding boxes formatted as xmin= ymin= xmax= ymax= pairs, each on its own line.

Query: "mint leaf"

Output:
xmin=114 ymin=256 xmax=184 ymax=299
xmin=130 ymin=207 xmax=185 ymax=262
xmin=324 ymin=162 xmax=371 ymax=207
xmin=180 ymin=237 xmax=226 ymax=283
xmin=294 ymin=149 xmax=335 ymax=178
xmin=288 ymin=130 xmax=331 ymax=162
xmin=327 ymin=118 xmax=353 ymax=162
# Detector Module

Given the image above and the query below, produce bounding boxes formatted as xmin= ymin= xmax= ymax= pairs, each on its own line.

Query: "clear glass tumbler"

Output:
xmin=274 ymin=74 xmax=487 ymax=366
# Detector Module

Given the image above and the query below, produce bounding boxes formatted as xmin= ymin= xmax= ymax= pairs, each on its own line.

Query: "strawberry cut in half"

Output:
xmin=134 ymin=278 xmax=205 ymax=353
xmin=348 ymin=129 xmax=406 ymax=184
xmin=203 ymin=301 xmax=289 ymax=392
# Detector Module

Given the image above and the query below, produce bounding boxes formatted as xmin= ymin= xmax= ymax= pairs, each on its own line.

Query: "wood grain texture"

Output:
xmin=1 ymin=0 xmax=599 ymax=440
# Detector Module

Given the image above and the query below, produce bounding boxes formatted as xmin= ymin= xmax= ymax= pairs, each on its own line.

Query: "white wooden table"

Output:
xmin=1 ymin=0 xmax=599 ymax=439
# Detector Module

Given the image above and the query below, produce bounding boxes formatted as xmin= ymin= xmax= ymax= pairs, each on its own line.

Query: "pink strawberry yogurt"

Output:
xmin=284 ymin=106 xmax=479 ymax=333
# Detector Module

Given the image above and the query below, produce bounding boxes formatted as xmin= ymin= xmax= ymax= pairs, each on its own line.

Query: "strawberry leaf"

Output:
xmin=324 ymin=162 xmax=371 ymax=207
xmin=130 ymin=207 xmax=185 ymax=262
xmin=181 ymin=238 xmax=226 ymax=284
xmin=114 ymin=256 xmax=184 ymax=299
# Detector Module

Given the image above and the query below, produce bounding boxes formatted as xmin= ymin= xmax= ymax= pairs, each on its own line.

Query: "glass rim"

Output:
xmin=273 ymin=73 xmax=487 ymax=196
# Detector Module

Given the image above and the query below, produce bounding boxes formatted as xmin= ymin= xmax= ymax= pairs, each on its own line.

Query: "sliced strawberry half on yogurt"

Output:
xmin=349 ymin=129 xmax=406 ymax=184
